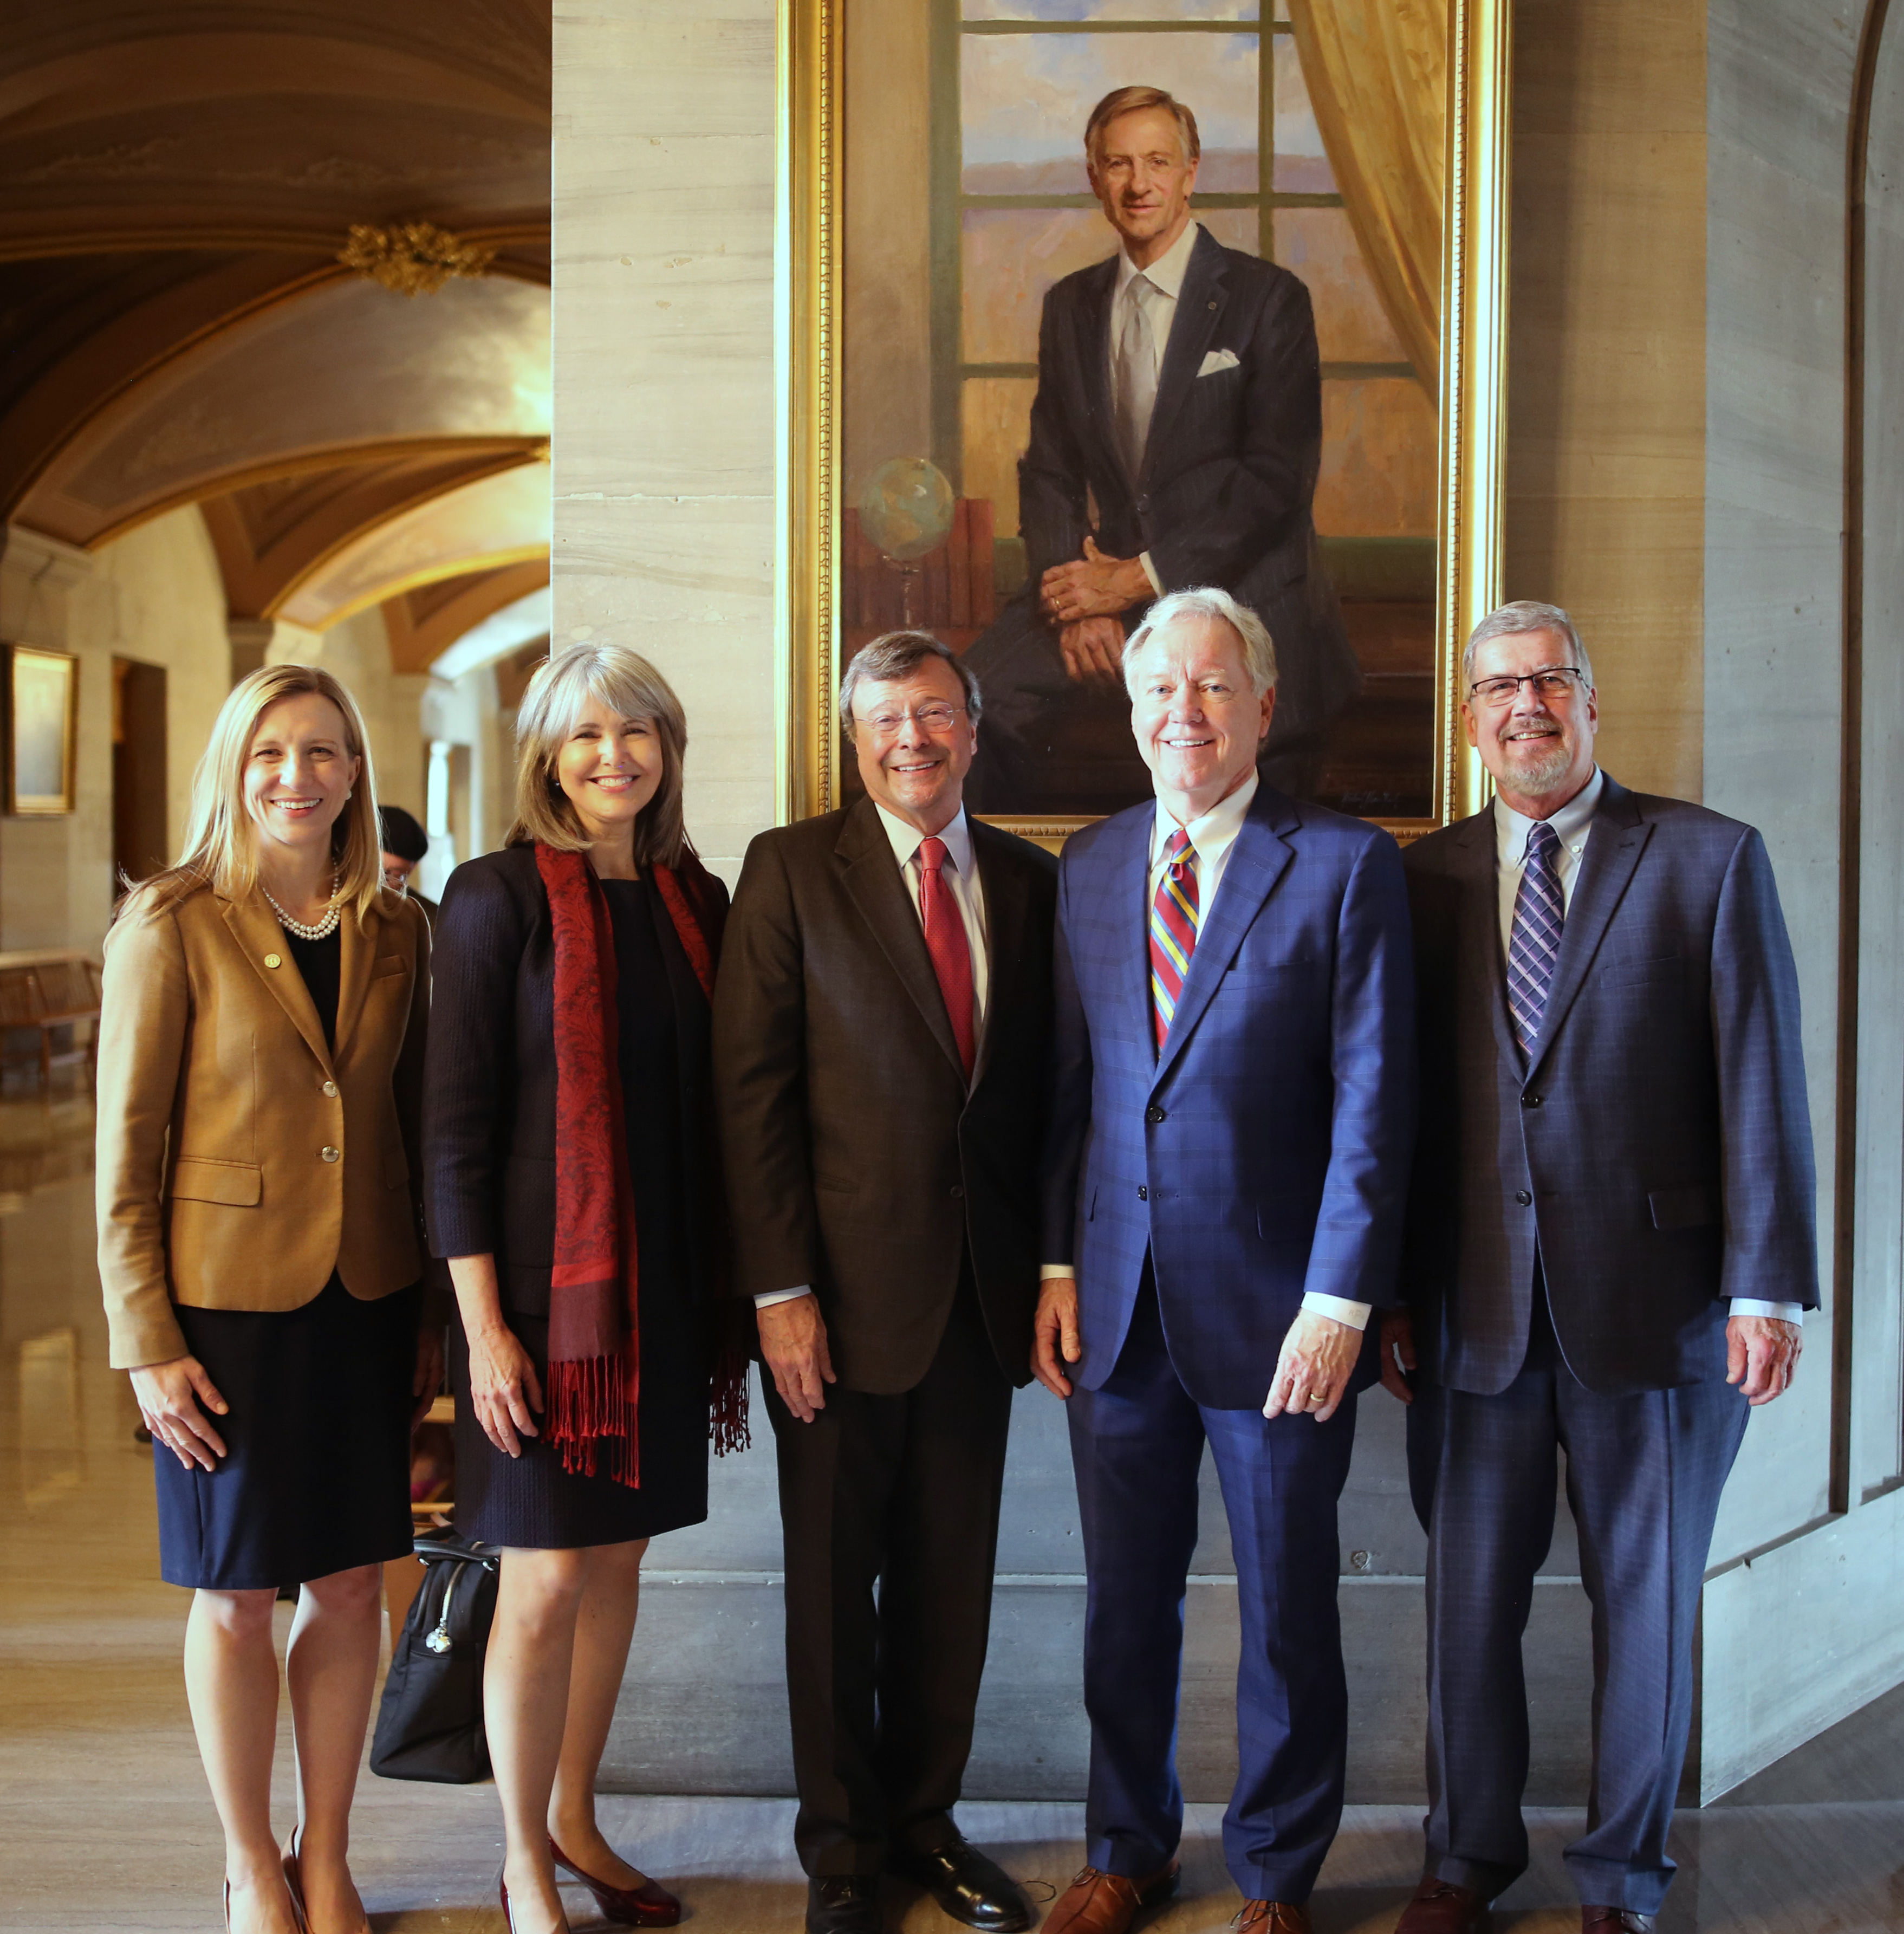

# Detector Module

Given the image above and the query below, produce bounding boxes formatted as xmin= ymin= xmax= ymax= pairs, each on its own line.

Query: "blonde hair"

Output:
xmin=121 ymin=663 xmax=382 ymax=923
xmin=505 ymin=644 xmax=691 ymax=868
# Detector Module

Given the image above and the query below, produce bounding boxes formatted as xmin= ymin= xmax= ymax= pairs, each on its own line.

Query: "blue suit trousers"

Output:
xmin=1420 ymin=1295 xmax=1749 ymax=1914
xmin=1067 ymin=1275 xmax=1358 ymax=1902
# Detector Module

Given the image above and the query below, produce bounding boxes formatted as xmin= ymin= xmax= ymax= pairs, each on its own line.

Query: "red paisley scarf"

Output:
xmin=536 ymin=841 xmax=749 ymax=1486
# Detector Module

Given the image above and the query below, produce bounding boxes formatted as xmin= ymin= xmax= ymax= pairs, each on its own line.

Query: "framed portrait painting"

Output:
xmin=779 ymin=0 xmax=1508 ymax=841
xmin=4 ymin=644 xmax=79 ymax=816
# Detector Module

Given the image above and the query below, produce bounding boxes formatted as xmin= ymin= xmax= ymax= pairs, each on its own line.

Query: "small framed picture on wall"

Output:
xmin=4 ymin=644 xmax=79 ymax=815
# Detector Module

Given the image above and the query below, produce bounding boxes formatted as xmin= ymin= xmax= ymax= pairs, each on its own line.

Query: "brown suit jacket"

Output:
xmin=95 ymin=880 xmax=430 ymax=1368
xmin=712 ymin=797 xmax=1057 ymax=1394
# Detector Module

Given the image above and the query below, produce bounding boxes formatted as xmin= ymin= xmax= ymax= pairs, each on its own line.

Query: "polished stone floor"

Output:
xmin=3 ymin=1092 xmax=1900 ymax=1933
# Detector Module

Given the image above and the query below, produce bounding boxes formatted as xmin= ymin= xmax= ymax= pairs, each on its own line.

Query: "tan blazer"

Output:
xmin=95 ymin=880 xmax=430 ymax=1369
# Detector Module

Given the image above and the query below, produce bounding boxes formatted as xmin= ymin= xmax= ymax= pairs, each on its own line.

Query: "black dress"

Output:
xmin=153 ymin=926 xmax=420 ymax=1591
xmin=450 ymin=875 xmax=712 ymax=1548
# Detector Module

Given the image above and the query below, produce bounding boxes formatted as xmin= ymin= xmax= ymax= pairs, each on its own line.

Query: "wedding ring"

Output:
xmin=1307 ymin=1392 xmax=1325 ymax=1406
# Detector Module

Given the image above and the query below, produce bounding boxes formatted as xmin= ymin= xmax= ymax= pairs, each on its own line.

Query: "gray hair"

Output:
xmin=1122 ymin=585 xmax=1278 ymax=697
xmin=506 ymin=642 xmax=691 ymax=867
xmin=1463 ymin=600 xmax=1595 ymax=690
xmin=839 ymin=631 xmax=982 ymax=743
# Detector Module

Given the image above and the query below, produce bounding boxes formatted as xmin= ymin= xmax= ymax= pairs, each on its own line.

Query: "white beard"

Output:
xmin=1502 ymin=730 xmax=1573 ymax=795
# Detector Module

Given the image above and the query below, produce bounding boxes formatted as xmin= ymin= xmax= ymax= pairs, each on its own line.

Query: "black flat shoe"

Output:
xmin=891 ymin=1838 xmax=1033 ymax=1933
xmin=808 ymin=1875 xmax=885 ymax=1934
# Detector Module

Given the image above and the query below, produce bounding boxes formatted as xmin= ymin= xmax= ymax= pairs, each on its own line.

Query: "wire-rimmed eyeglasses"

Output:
xmin=857 ymin=703 xmax=969 ymax=737
xmin=1467 ymin=666 xmax=1588 ymax=708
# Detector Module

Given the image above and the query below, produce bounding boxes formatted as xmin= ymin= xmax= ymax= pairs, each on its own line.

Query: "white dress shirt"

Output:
xmin=1042 ymin=772 xmax=1372 ymax=1333
xmin=1109 ymin=219 xmax=1203 ymax=597
xmin=1494 ymin=769 xmax=1801 ymax=1326
xmin=755 ymin=805 xmax=990 ymax=1309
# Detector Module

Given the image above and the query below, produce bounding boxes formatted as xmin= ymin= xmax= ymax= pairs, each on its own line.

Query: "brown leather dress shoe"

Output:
xmin=1043 ymin=1860 xmax=1180 ymax=1934
xmin=1582 ymin=1911 xmax=1655 ymax=1932
xmin=1394 ymin=1875 xmax=1490 ymax=1933
xmin=1234 ymin=1904 xmax=1312 ymax=1932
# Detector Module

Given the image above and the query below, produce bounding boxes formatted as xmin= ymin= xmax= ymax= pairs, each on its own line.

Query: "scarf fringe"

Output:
xmin=709 ymin=1303 xmax=752 ymax=1456
xmin=547 ymin=1354 xmax=641 ymax=1488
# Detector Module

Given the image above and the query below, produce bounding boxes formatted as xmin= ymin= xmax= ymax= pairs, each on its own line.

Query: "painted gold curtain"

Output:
xmin=1284 ymin=0 xmax=1447 ymax=390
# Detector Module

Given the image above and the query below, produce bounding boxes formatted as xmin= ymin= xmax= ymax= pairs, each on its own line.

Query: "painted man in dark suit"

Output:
xmin=1387 ymin=602 xmax=1815 ymax=1934
xmin=962 ymin=85 xmax=1358 ymax=817
xmin=1034 ymin=586 xmax=1415 ymax=1934
xmin=713 ymin=632 xmax=1057 ymax=1934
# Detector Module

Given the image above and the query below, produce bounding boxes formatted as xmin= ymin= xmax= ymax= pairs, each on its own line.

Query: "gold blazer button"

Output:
xmin=264 ymin=952 xmax=282 ymax=969
xmin=320 ymin=1146 xmax=340 ymax=1162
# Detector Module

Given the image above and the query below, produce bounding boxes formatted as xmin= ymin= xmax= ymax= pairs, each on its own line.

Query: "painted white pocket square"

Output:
xmin=1198 ymin=347 xmax=1241 ymax=377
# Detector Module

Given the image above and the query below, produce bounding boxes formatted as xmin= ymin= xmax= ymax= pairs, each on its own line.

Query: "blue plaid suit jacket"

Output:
xmin=1401 ymin=776 xmax=1819 ymax=1396
xmin=1041 ymin=783 xmax=1416 ymax=1408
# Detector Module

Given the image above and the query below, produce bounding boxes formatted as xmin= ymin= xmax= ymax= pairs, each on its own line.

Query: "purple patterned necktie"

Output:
xmin=1507 ymin=819 xmax=1564 ymax=1056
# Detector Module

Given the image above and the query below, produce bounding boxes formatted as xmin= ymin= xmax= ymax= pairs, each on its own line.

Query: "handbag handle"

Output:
xmin=425 ymin=1561 xmax=470 ymax=1656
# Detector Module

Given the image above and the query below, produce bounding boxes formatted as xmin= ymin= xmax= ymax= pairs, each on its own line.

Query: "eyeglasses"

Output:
xmin=1467 ymin=667 xmax=1588 ymax=708
xmin=858 ymin=703 xmax=967 ymax=737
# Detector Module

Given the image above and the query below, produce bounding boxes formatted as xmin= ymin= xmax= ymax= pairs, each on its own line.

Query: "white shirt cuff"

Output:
xmin=753 ymin=1287 xmax=813 ymax=1308
xmin=1039 ymin=1263 xmax=1074 ymax=1280
xmin=1138 ymin=550 xmax=1162 ymax=597
xmin=1301 ymin=1292 xmax=1372 ymax=1332
xmin=1728 ymin=1299 xmax=1804 ymax=1325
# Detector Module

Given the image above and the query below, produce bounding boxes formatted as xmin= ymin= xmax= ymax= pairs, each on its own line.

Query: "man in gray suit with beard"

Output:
xmin=1387 ymin=601 xmax=1816 ymax=1934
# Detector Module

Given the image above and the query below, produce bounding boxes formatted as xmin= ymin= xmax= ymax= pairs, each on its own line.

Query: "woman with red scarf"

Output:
xmin=423 ymin=644 xmax=744 ymax=1934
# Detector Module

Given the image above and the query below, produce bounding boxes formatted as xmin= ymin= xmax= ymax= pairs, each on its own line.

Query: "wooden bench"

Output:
xmin=0 ymin=952 xmax=101 ymax=1098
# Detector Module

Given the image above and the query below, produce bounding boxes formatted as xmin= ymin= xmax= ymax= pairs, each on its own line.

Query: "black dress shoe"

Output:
xmin=809 ymin=1875 xmax=885 ymax=1934
xmin=892 ymin=1837 xmax=1034 ymax=1933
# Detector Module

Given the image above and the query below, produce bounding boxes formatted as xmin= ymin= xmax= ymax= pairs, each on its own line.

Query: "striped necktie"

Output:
xmin=1149 ymin=829 xmax=1199 ymax=1051
xmin=1507 ymin=819 xmax=1564 ymax=1056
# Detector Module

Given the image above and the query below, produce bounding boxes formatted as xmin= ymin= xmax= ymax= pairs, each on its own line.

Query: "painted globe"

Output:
xmin=858 ymin=457 xmax=955 ymax=562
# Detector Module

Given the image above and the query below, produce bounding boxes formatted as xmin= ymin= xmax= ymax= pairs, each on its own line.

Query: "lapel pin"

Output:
xmin=1207 ymin=300 xmax=1217 ymax=310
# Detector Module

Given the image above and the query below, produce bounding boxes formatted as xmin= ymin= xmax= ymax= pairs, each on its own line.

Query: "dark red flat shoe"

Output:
xmin=549 ymin=1838 xmax=681 ymax=1927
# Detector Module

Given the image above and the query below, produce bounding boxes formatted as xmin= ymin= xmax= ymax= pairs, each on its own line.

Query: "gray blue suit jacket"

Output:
xmin=1041 ymin=784 xmax=1416 ymax=1408
xmin=1401 ymin=775 xmax=1819 ymax=1397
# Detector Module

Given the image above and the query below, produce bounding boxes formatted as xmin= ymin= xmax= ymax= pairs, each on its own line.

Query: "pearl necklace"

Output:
xmin=263 ymin=873 xmax=341 ymax=942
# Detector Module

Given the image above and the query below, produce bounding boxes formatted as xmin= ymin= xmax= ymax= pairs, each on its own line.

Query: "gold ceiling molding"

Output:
xmin=339 ymin=220 xmax=498 ymax=296
xmin=311 ymin=542 xmax=550 ymax=632
xmin=80 ymin=436 xmax=549 ymax=556
xmin=383 ymin=555 xmax=553 ymax=674
xmin=0 ymin=226 xmax=551 ymax=281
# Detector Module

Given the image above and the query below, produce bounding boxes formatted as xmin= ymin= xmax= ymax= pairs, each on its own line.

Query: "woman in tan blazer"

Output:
xmin=96 ymin=664 xmax=437 ymax=1934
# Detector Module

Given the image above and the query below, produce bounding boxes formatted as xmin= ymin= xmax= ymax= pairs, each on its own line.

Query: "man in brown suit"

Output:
xmin=713 ymin=631 xmax=1057 ymax=1934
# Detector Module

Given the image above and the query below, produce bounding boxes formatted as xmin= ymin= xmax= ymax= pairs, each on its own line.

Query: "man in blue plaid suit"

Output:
xmin=1387 ymin=601 xmax=1816 ymax=1934
xmin=1034 ymin=586 xmax=1416 ymax=1934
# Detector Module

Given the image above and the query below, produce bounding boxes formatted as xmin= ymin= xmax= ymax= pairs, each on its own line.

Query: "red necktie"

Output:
xmin=918 ymin=836 xmax=977 ymax=1080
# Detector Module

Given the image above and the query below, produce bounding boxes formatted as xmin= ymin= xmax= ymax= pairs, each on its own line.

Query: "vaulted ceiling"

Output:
xmin=0 ymin=0 xmax=551 ymax=655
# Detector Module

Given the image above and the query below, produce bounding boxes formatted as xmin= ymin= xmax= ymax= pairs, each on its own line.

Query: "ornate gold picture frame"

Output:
xmin=778 ymin=0 xmax=1508 ymax=842
xmin=4 ymin=644 xmax=79 ymax=816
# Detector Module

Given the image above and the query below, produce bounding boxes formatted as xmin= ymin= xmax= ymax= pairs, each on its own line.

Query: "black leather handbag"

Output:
xmin=369 ymin=1531 xmax=501 ymax=1783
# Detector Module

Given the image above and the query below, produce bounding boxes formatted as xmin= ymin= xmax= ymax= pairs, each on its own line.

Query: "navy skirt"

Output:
xmin=154 ymin=1274 xmax=420 ymax=1591
xmin=450 ymin=1299 xmax=710 ymax=1550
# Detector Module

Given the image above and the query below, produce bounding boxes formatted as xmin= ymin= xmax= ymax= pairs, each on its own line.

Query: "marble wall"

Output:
xmin=1505 ymin=0 xmax=1708 ymax=802
xmin=0 ymin=509 xmax=232 ymax=953
xmin=1698 ymin=0 xmax=1904 ymax=1800
xmin=551 ymin=0 xmax=781 ymax=886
